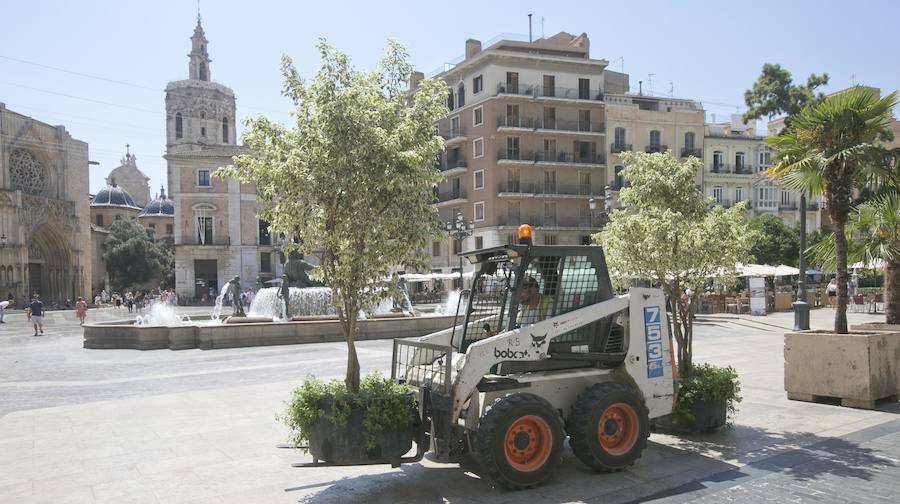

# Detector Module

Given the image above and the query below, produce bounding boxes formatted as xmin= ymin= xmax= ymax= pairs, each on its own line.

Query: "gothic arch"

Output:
xmin=27 ymin=223 xmax=73 ymax=305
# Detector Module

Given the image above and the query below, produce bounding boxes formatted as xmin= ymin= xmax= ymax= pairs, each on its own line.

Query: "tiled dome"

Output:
xmin=140 ymin=187 xmax=175 ymax=217
xmin=91 ymin=178 xmax=140 ymax=209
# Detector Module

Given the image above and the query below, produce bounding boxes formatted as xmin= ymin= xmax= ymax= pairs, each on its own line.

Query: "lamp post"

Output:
xmin=446 ymin=214 xmax=474 ymax=289
xmin=588 ymin=185 xmax=614 ymax=231
xmin=793 ymin=192 xmax=810 ymax=330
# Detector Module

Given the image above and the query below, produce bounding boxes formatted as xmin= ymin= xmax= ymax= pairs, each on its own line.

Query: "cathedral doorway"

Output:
xmin=27 ymin=224 xmax=73 ymax=306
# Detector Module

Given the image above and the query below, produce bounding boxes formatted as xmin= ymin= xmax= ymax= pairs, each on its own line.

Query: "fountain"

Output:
xmin=84 ymin=271 xmax=458 ymax=351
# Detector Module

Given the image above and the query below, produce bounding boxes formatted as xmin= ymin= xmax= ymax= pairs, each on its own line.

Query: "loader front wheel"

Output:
xmin=475 ymin=393 xmax=565 ymax=490
xmin=569 ymin=382 xmax=649 ymax=472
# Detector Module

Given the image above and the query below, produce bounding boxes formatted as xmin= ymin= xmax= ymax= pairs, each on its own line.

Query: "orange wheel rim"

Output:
xmin=597 ymin=402 xmax=639 ymax=456
xmin=504 ymin=415 xmax=553 ymax=472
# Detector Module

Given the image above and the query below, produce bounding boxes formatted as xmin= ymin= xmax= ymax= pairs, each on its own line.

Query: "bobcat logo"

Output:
xmin=530 ymin=333 xmax=548 ymax=348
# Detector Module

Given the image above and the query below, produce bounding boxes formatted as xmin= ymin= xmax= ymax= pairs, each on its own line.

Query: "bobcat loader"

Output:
xmin=303 ymin=224 xmax=678 ymax=490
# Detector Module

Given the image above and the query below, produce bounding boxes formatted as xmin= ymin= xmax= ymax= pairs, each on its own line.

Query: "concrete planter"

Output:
xmin=784 ymin=329 xmax=900 ymax=409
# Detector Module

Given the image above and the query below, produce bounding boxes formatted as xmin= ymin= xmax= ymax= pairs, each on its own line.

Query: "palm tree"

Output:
xmin=810 ymin=193 xmax=900 ymax=324
xmin=766 ymin=87 xmax=898 ymax=333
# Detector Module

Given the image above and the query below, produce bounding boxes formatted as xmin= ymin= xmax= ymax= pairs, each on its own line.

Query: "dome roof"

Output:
xmin=91 ymin=178 xmax=140 ymax=209
xmin=139 ymin=187 xmax=175 ymax=217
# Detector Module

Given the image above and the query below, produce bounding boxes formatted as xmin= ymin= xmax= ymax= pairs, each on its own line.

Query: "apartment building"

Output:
xmin=422 ymin=32 xmax=705 ymax=277
xmin=701 ymin=115 xmax=819 ymax=230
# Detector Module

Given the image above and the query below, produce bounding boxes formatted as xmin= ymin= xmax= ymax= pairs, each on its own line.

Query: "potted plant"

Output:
xmin=597 ymin=151 xmax=753 ymax=432
xmin=671 ymin=364 xmax=742 ymax=432
xmin=282 ymin=373 xmax=419 ymax=463
xmin=218 ymin=40 xmax=446 ymax=462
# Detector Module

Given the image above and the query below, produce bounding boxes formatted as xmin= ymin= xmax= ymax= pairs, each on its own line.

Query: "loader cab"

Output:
xmin=453 ymin=237 xmax=626 ymax=366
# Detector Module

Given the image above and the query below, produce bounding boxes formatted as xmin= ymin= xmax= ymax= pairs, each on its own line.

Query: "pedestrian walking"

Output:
xmin=26 ymin=294 xmax=44 ymax=336
xmin=75 ymin=297 xmax=87 ymax=325
xmin=0 ymin=297 xmax=13 ymax=323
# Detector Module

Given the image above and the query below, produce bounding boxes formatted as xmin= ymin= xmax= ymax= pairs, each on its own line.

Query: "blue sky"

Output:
xmin=1 ymin=0 xmax=898 ymax=196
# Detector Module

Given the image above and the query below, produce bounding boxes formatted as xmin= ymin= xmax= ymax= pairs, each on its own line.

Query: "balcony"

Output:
xmin=497 ymin=115 xmax=538 ymax=129
xmin=710 ymin=164 xmax=731 ymax=174
xmin=495 ymin=82 xmax=605 ymax=102
xmin=439 ymin=125 xmax=466 ymax=141
xmin=437 ymin=188 xmax=467 ymax=203
xmin=497 ymin=150 xmax=536 ymax=162
xmin=437 ymin=159 xmax=467 ymax=171
xmin=537 ymin=118 xmax=605 ymax=134
xmin=681 ymin=148 xmax=702 ymax=158
xmin=644 ymin=144 xmax=668 ymax=153
xmin=734 ymin=165 xmax=754 ymax=175
xmin=498 ymin=214 xmax=605 ymax=228
xmin=536 ymin=85 xmax=605 ymax=101
xmin=497 ymin=182 xmax=597 ymax=197
xmin=535 ymin=151 xmax=606 ymax=165
xmin=713 ymin=199 xmax=732 ymax=208
xmin=610 ymin=143 xmax=633 ymax=154
xmin=806 ymin=202 xmax=820 ymax=210
xmin=779 ymin=202 xmax=798 ymax=210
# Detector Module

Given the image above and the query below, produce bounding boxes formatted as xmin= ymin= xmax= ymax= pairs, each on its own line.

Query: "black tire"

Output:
xmin=475 ymin=393 xmax=565 ymax=490
xmin=568 ymin=381 xmax=649 ymax=472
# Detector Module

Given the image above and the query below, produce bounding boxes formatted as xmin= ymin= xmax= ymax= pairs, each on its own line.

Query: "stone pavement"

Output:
xmin=0 ymin=306 xmax=899 ymax=503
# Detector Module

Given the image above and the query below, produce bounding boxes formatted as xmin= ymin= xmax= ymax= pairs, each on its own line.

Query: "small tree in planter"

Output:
xmin=218 ymin=40 xmax=447 ymax=461
xmin=595 ymin=152 xmax=752 ymax=430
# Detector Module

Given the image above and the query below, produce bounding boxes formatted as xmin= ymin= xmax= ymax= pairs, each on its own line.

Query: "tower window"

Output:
xmin=175 ymin=113 xmax=183 ymax=139
xmin=222 ymin=117 xmax=229 ymax=143
xmin=199 ymin=62 xmax=207 ymax=81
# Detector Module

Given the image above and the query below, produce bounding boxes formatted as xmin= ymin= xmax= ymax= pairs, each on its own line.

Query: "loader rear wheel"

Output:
xmin=475 ymin=393 xmax=565 ymax=490
xmin=568 ymin=382 xmax=649 ymax=472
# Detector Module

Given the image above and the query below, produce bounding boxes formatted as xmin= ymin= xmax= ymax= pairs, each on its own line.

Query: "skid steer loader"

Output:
xmin=381 ymin=224 xmax=678 ymax=489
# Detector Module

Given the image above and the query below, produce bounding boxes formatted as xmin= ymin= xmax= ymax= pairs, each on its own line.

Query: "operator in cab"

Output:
xmin=517 ymin=276 xmax=551 ymax=325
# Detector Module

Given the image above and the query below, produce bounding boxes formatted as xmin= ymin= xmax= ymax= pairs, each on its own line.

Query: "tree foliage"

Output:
xmin=102 ymin=219 xmax=173 ymax=292
xmin=748 ymin=215 xmax=800 ymax=266
xmin=766 ymin=86 xmax=899 ymax=333
xmin=217 ymin=40 xmax=447 ymax=391
xmin=595 ymin=152 xmax=755 ymax=375
xmin=743 ymin=63 xmax=829 ymax=126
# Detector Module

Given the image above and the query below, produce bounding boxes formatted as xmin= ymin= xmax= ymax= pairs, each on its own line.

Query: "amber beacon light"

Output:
xmin=517 ymin=224 xmax=534 ymax=245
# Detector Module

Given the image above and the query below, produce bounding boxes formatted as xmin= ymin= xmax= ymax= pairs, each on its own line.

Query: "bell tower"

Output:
xmin=188 ymin=15 xmax=211 ymax=81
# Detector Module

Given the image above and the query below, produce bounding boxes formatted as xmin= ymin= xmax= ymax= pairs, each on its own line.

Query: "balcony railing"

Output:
xmin=497 ymin=182 xmax=597 ymax=196
xmin=779 ymin=202 xmax=798 ymax=210
xmin=497 ymin=115 xmax=538 ymax=128
xmin=681 ymin=148 xmax=702 ymax=158
xmin=610 ymin=143 xmax=632 ymax=154
xmin=497 ymin=149 xmax=536 ymax=162
xmin=437 ymin=159 xmax=467 ymax=171
xmin=496 ymin=82 xmax=605 ymax=101
xmin=538 ymin=119 xmax=605 ymax=133
xmin=644 ymin=144 xmax=668 ymax=153
xmin=535 ymin=151 xmax=606 ymax=165
xmin=807 ymin=202 xmax=820 ymax=210
xmin=710 ymin=163 xmax=731 ymax=174
xmin=437 ymin=188 xmax=467 ymax=202
xmin=498 ymin=214 xmax=605 ymax=228
xmin=439 ymin=125 xmax=466 ymax=139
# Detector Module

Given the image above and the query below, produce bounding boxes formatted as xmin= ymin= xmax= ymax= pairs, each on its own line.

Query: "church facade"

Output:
xmin=166 ymin=18 xmax=278 ymax=301
xmin=0 ymin=103 xmax=92 ymax=305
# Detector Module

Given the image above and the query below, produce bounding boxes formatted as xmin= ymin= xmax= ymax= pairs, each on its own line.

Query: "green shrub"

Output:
xmin=674 ymin=363 xmax=742 ymax=425
xmin=281 ymin=372 xmax=414 ymax=449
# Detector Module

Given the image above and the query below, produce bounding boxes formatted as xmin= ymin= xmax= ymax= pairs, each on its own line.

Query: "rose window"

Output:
xmin=9 ymin=149 xmax=48 ymax=195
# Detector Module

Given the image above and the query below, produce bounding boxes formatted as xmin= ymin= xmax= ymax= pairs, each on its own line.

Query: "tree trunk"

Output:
xmin=885 ymin=259 xmax=900 ymax=325
xmin=344 ymin=301 xmax=361 ymax=392
xmin=833 ymin=216 xmax=849 ymax=333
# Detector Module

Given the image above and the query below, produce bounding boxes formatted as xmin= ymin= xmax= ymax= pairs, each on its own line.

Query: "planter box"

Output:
xmin=784 ymin=329 xmax=900 ymax=409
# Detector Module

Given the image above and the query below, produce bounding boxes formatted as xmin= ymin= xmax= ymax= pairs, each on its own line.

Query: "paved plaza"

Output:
xmin=1 ymin=306 xmax=899 ymax=503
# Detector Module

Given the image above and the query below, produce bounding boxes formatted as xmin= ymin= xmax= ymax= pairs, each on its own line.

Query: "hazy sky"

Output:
xmin=1 ymin=0 xmax=898 ymax=196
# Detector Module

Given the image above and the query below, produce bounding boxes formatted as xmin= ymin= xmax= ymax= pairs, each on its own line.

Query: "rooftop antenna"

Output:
xmin=851 ymin=73 xmax=856 ymax=86
xmin=619 ymin=56 xmax=624 ymax=74
xmin=669 ymin=81 xmax=674 ymax=97
xmin=647 ymin=73 xmax=655 ymax=96
xmin=125 ymin=143 xmax=130 ymax=156
xmin=541 ymin=16 xmax=545 ymax=38
xmin=638 ymin=80 xmax=643 ymax=96
xmin=528 ymin=14 xmax=531 ymax=43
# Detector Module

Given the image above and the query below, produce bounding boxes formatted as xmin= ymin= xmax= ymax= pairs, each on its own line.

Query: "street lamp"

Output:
xmin=588 ymin=185 xmax=614 ymax=230
xmin=446 ymin=213 xmax=474 ymax=289
xmin=794 ymin=192 xmax=810 ymax=330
